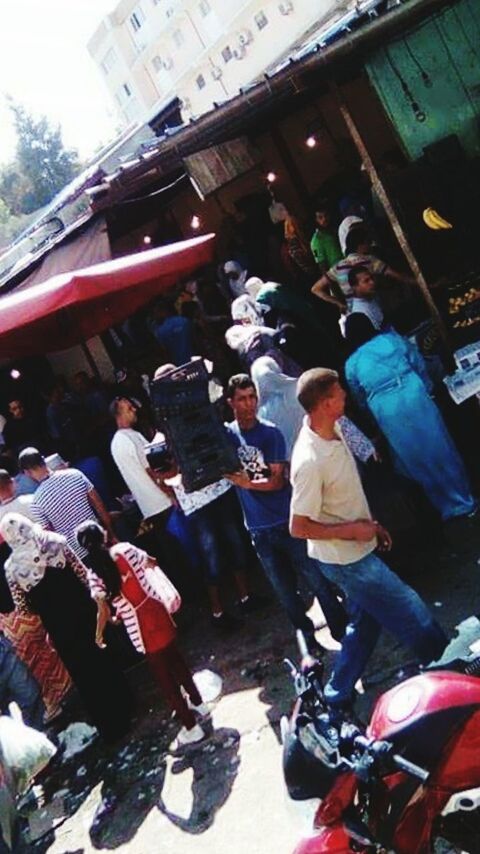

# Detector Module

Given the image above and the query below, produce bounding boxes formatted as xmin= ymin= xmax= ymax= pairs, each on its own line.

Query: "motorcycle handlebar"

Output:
xmin=392 ymin=753 xmax=429 ymax=783
xmin=353 ymin=734 xmax=429 ymax=783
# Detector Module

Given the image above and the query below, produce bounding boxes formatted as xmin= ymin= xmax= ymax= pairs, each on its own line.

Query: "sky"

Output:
xmin=0 ymin=0 xmax=120 ymax=166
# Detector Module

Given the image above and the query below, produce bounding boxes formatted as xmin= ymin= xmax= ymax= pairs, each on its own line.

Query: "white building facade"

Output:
xmin=88 ymin=0 xmax=344 ymax=127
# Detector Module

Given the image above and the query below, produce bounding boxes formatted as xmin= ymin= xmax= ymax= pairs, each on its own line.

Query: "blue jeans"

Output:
xmin=319 ymin=552 xmax=448 ymax=706
xmin=250 ymin=523 xmax=347 ymax=641
xmin=0 ymin=637 xmax=45 ymax=730
xmin=189 ymin=489 xmax=249 ymax=585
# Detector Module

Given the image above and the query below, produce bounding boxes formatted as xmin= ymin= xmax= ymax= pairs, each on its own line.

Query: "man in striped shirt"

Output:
xmin=18 ymin=448 xmax=116 ymax=559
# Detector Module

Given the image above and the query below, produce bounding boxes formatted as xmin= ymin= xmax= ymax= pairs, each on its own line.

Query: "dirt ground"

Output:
xmin=25 ymin=526 xmax=480 ymax=854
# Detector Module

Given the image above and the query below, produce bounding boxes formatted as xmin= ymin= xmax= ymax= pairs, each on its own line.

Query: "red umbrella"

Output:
xmin=0 ymin=233 xmax=216 ymax=358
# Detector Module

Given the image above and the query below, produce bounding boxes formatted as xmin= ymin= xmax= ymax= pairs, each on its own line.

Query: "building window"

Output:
xmin=101 ymin=47 xmax=117 ymax=75
xmin=254 ymin=11 xmax=268 ymax=30
xmin=221 ymin=45 xmax=232 ymax=63
xmin=152 ymin=55 xmax=163 ymax=72
xmin=172 ymin=28 xmax=184 ymax=48
xmin=130 ymin=7 xmax=145 ymax=32
xmin=116 ymin=83 xmax=133 ymax=106
xmin=199 ymin=0 xmax=211 ymax=16
xmin=196 ymin=74 xmax=206 ymax=90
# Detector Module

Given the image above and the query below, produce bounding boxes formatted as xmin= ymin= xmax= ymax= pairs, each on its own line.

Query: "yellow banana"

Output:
xmin=423 ymin=207 xmax=453 ymax=230
xmin=430 ymin=208 xmax=453 ymax=229
xmin=423 ymin=208 xmax=440 ymax=229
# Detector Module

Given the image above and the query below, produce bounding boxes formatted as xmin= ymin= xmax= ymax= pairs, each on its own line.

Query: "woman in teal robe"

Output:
xmin=344 ymin=315 xmax=475 ymax=522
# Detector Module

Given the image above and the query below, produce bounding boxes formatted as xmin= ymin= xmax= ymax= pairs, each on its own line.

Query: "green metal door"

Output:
xmin=366 ymin=0 xmax=480 ymax=160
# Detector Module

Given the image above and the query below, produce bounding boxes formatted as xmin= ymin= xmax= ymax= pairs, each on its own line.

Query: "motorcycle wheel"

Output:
xmin=431 ymin=808 xmax=480 ymax=853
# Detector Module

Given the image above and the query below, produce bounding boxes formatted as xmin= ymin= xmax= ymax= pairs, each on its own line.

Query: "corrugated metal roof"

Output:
xmin=0 ymin=0 xmax=454 ymax=290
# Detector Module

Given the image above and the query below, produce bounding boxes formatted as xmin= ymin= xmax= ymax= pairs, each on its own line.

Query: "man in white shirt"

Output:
xmin=110 ymin=397 xmax=189 ymax=591
xmin=110 ymin=398 xmax=173 ymax=521
xmin=290 ymin=367 xmax=447 ymax=712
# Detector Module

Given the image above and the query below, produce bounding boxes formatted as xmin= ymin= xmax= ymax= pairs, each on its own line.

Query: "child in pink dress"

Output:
xmin=76 ymin=521 xmax=209 ymax=748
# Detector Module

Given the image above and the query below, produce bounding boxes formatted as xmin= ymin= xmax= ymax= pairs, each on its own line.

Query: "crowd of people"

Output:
xmin=0 ymin=196 xmax=477 ymax=764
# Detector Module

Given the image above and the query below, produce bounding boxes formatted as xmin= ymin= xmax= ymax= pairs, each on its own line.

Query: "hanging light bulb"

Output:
xmin=266 ymin=171 xmax=277 ymax=184
xmin=190 ymin=215 xmax=201 ymax=230
xmin=306 ymin=135 xmax=317 ymax=148
xmin=10 ymin=369 xmax=21 ymax=380
xmin=143 ymin=235 xmax=152 ymax=245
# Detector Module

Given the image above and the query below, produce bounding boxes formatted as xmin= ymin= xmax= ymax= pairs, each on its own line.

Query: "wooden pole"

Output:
xmin=330 ymin=81 xmax=449 ymax=345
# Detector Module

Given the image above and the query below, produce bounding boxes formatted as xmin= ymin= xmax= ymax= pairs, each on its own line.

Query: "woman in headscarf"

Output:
xmin=251 ymin=355 xmax=376 ymax=463
xmin=223 ymin=261 xmax=249 ymax=301
xmin=0 ymin=513 xmax=133 ymax=743
xmin=225 ymin=295 xmax=277 ymax=370
xmin=225 ymin=296 xmax=302 ymax=377
xmin=344 ymin=315 xmax=476 ymax=522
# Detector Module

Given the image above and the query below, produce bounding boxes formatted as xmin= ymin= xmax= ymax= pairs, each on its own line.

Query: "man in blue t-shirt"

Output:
xmin=150 ymin=300 xmax=193 ymax=367
xmin=224 ymin=374 xmax=347 ymax=651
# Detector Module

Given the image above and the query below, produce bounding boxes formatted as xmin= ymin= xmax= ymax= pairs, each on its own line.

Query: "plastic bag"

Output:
xmin=0 ymin=703 xmax=56 ymax=795
xmin=145 ymin=566 xmax=181 ymax=614
xmin=58 ymin=722 xmax=98 ymax=761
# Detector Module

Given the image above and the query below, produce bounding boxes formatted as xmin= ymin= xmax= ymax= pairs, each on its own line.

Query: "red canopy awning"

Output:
xmin=0 ymin=234 xmax=215 ymax=358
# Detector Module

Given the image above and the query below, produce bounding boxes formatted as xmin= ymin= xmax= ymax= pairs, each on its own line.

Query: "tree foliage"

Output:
xmin=6 ymin=100 xmax=80 ymax=213
xmin=0 ymin=99 xmax=81 ymax=226
xmin=0 ymin=161 xmax=32 ymax=217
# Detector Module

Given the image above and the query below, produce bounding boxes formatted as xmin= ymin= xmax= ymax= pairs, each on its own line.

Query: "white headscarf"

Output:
xmin=338 ymin=216 xmax=363 ymax=255
xmin=244 ymin=276 xmax=264 ymax=300
xmin=251 ymin=356 xmax=303 ymax=457
xmin=223 ymin=260 xmax=248 ymax=299
xmin=0 ymin=513 xmax=67 ymax=592
xmin=231 ymin=294 xmax=263 ymax=325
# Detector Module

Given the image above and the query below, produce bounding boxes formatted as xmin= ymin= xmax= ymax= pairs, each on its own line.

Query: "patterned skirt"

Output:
xmin=0 ymin=612 xmax=71 ymax=717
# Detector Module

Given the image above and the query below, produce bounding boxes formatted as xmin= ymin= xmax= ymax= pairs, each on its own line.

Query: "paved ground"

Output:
xmin=25 ymin=524 xmax=480 ymax=854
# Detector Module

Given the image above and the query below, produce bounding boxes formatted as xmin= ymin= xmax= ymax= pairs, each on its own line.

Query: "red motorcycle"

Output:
xmin=282 ymin=629 xmax=480 ymax=853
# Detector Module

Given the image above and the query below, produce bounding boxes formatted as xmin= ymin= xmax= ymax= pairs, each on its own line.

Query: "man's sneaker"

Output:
xmin=171 ymin=723 xmax=206 ymax=751
xmin=210 ymin=612 xmax=242 ymax=634
xmin=236 ymin=593 xmax=270 ymax=615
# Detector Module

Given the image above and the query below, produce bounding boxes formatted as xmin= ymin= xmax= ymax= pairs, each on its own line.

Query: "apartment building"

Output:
xmin=88 ymin=0 xmax=344 ymax=127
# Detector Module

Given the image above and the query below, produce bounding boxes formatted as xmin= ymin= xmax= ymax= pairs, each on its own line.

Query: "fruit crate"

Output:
xmin=444 ymin=272 xmax=480 ymax=346
xmin=150 ymin=359 xmax=210 ymax=416
xmin=150 ymin=360 xmax=239 ymax=492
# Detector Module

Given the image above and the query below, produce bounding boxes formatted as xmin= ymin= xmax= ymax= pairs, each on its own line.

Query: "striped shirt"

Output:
xmin=88 ymin=543 xmax=169 ymax=654
xmin=31 ymin=469 xmax=95 ymax=558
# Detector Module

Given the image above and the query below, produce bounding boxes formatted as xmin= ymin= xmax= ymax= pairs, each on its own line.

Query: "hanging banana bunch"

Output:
xmin=422 ymin=207 xmax=453 ymax=230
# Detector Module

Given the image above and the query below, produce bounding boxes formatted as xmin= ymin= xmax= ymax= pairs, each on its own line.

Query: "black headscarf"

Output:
xmin=344 ymin=313 xmax=377 ymax=355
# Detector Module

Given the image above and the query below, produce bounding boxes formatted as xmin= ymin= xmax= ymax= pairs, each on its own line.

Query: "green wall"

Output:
xmin=366 ymin=0 xmax=480 ymax=160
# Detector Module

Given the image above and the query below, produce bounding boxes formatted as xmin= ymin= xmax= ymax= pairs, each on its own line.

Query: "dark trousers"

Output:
xmin=147 ymin=642 xmax=202 ymax=729
xmin=189 ymin=489 xmax=248 ymax=585
xmin=250 ymin=523 xmax=348 ymax=641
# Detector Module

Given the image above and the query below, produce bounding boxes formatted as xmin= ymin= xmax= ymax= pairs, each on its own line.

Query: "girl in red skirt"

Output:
xmin=75 ymin=521 xmax=209 ymax=749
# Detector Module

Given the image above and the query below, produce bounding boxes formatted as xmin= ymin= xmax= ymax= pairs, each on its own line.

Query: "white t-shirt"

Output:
xmin=290 ymin=418 xmax=376 ymax=565
xmin=111 ymin=428 xmax=171 ymax=521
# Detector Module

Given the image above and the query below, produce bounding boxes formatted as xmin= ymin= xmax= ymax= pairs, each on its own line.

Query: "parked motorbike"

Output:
xmin=282 ymin=627 xmax=480 ymax=853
